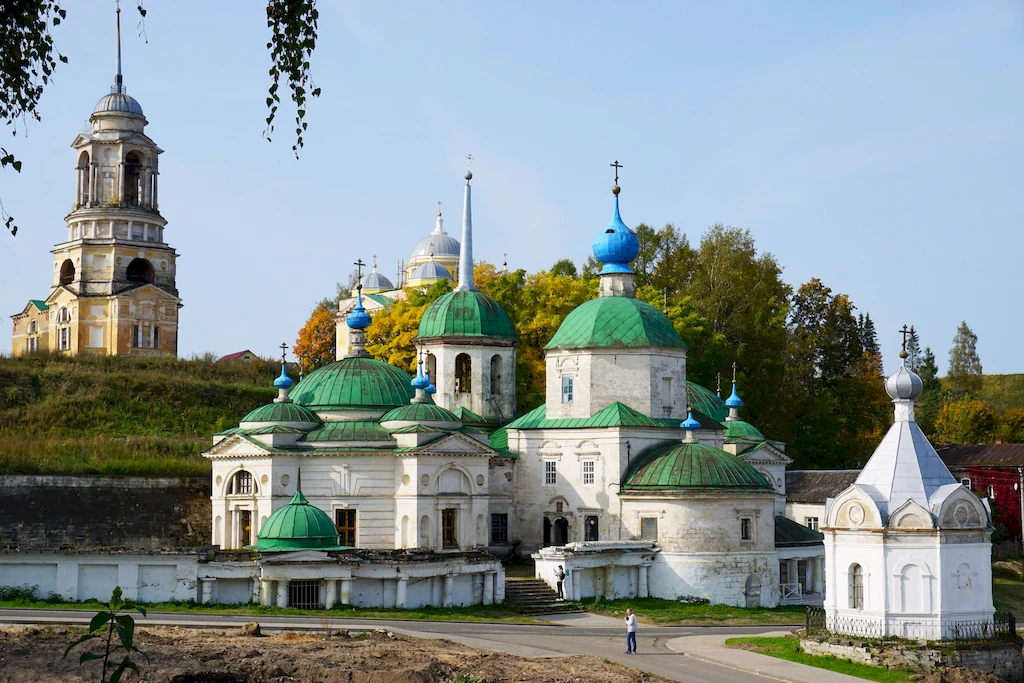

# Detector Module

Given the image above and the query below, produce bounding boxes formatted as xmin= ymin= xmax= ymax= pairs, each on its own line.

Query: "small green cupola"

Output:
xmin=250 ymin=489 xmax=351 ymax=552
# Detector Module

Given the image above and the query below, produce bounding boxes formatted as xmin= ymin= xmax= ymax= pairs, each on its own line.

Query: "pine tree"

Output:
xmin=948 ymin=321 xmax=983 ymax=396
xmin=860 ymin=313 xmax=879 ymax=356
xmin=905 ymin=327 xmax=922 ymax=373
xmin=915 ymin=346 xmax=943 ymax=436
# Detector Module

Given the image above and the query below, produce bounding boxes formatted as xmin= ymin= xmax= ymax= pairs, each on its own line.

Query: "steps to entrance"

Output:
xmin=503 ymin=577 xmax=587 ymax=615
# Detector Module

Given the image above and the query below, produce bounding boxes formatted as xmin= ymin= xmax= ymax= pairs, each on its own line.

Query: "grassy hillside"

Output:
xmin=0 ymin=354 xmax=276 ymax=476
xmin=940 ymin=373 xmax=1024 ymax=413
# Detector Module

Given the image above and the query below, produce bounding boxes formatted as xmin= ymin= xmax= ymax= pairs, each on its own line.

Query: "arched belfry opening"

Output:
xmin=59 ymin=259 xmax=75 ymax=286
xmin=455 ymin=353 xmax=472 ymax=393
xmin=124 ymin=152 xmax=143 ymax=206
xmin=77 ymin=152 xmax=91 ymax=207
xmin=489 ymin=354 xmax=502 ymax=394
xmin=126 ymin=258 xmax=155 ymax=284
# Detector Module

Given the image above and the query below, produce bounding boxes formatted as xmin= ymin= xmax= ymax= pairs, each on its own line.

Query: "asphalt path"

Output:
xmin=0 ymin=609 xmax=799 ymax=683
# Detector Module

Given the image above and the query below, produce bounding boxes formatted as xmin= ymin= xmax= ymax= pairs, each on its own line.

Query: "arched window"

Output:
xmin=59 ymin=259 xmax=75 ymax=286
xmin=124 ymin=152 xmax=143 ymax=206
xmin=77 ymin=151 xmax=91 ymax=206
xmin=56 ymin=307 xmax=71 ymax=351
xmin=126 ymin=258 xmax=155 ymax=284
xmin=228 ymin=470 xmax=255 ymax=495
xmin=489 ymin=354 xmax=502 ymax=394
xmin=28 ymin=320 xmax=37 ymax=334
xmin=849 ymin=564 xmax=864 ymax=610
xmin=425 ymin=353 xmax=437 ymax=386
xmin=455 ymin=353 xmax=472 ymax=393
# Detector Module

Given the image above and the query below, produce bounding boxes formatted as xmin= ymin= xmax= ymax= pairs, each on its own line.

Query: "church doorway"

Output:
xmin=553 ymin=517 xmax=569 ymax=546
xmin=585 ymin=515 xmax=599 ymax=542
xmin=543 ymin=517 xmax=551 ymax=546
xmin=744 ymin=574 xmax=762 ymax=608
xmin=238 ymin=510 xmax=252 ymax=547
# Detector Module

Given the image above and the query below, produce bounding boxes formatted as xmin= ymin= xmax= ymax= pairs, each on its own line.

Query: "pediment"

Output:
xmin=889 ymin=499 xmax=935 ymax=529
xmin=415 ymin=432 xmax=496 ymax=457
xmin=825 ymin=484 xmax=883 ymax=529
xmin=935 ymin=486 xmax=989 ymax=530
xmin=204 ymin=434 xmax=274 ymax=458
xmin=739 ymin=442 xmax=792 ymax=465
xmin=259 ymin=550 xmax=332 ymax=564
xmin=71 ymin=133 xmax=95 ymax=148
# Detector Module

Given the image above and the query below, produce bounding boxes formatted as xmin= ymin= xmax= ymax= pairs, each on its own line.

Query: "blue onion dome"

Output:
xmin=346 ymin=291 xmax=372 ymax=330
xmin=725 ymin=383 xmax=743 ymax=409
xmin=411 ymin=259 xmax=452 ymax=282
xmin=680 ymin=411 xmax=701 ymax=431
xmin=273 ymin=363 xmax=294 ymax=390
xmin=426 ymin=382 xmax=437 ymax=395
xmin=411 ymin=362 xmax=431 ymax=390
xmin=94 ymin=91 xmax=144 ymax=117
xmin=592 ymin=195 xmax=639 ymax=274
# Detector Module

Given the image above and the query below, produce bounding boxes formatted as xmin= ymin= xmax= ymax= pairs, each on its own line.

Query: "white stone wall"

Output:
xmin=785 ymin=502 xmax=826 ymax=528
xmin=646 ymin=550 xmax=781 ymax=607
xmin=416 ymin=340 xmax=516 ymax=423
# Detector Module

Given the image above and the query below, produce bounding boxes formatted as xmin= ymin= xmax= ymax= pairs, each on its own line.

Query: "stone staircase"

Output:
xmin=503 ymin=577 xmax=587 ymax=615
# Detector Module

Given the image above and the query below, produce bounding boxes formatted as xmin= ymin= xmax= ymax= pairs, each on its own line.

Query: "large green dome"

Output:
xmin=545 ymin=297 xmax=687 ymax=351
xmin=240 ymin=401 xmax=321 ymax=426
xmin=622 ymin=442 xmax=772 ymax=491
xmin=251 ymin=491 xmax=350 ymax=552
xmin=417 ymin=289 xmax=516 ymax=340
xmin=289 ymin=357 xmax=414 ymax=411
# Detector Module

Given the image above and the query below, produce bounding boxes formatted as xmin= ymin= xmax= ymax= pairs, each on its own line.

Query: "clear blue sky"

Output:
xmin=2 ymin=1 xmax=1022 ymax=375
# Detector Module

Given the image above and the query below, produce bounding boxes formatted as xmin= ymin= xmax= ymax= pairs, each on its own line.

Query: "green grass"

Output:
xmin=583 ymin=597 xmax=805 ymax=625
xmin=725 ymin=635 xmax=914 ymax=682
xmin=0 ymin=354 xmax=276 ymax=475
xmin=941 ymin=373 xmax=1024 ymax=413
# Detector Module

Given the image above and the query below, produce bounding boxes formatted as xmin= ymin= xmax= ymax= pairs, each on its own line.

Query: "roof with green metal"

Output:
xmin=381 ymin=402 xmax=461 ymax=424
xmin=289 ymin=357 xmax=414 ymax=411
xmin=686 ymin=381 xmax=728 ymax=423
xmin=416 ymin=289 xmax=516 ymax=340
xmin=453 ymin=406 xmax=489 ymax=425
xmin=488 ymin=427 xmax=516 ymax=458
xmin=243 ymin=425 xmax=306 ymax=435
xmin=389 ymin=424 xmax=445 ymax=434
xmin=301 ymin=421 xmax=394 ymax=443
xmin=30 ymin=299 xmax=49 ymax=311
xmin=505 ymin=402 xmax=719 ymax=431
xmin=724 ymin=419 xmax=764 ymax=440
xmin=774 ymin=515 xmax=824 ymax=547
xmin=622 ymin=441 xmax=773 ymax=491
xmin=364 ymin=293 xmax=396 ymax=307
xmin=545 ymin=296 xmax=687 ymax=351
xmin=240 ymin=401 xmax=321 ymax=425
xmin=251 ymin=490 xmax=351 ymax=552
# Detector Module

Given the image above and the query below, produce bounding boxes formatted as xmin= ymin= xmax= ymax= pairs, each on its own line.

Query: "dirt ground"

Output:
xmin=0 ymin=625 xmax=670 ymax=683
xmin=910 ymin=668 xmax=1008 ymax=683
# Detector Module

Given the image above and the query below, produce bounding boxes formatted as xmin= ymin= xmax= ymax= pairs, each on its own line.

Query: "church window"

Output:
xmin=59 ymin=259 xmax=75 ymax=286
xmin=489 ymin=354 xmax=502 ymax=394
xmin=132 ymin=324 xmax=141 ymax=348
xmin=288 ymin=580 xmax=322 ymax=610
xmin=804 ymin=517 xmax=819 ymax=530
xmin=126 ymin=258 xmax=155 ymax=284
xmin=740 ymin=518 xmax=752 ymax=540
xmin=442 ymin=508 xmax=458 ymax=548
xmin=561 ymin=375 xmax=574 ymax=403
xmin=641 ymin=517 xmax=658 ymax=541
xmin=961 ymin=477 xmax=971 ymax=489
xmin=238 ymin=509 xmax=252 ymax=546
xmin=425 ymin=353 xmax=437 ymax=384
xmin=850 ymin=564 xmax=864 ymax=609
xmin=336 ymin=508 xmax=357 ymax=547
xmin=661 ymin=377 xmax=672 ymax=409
xmin=124 ymin=152 xmax=143 ymax=206
xmin=585 ymin=515 xmax=599 ymax=542
xmin=153 ymin=326 xmax=160 ymax=349
xmin=229 ymin=471 xmax=254 ymax=495
xmin=56 ymin=307 xmax=71 ymax=351
xmin=491 ymin=513 xmax=509 ymax=544
xmin=544 ymin=461 xmax=557 ymax=486
xmin=77 ymin=151 xmax=91 ymax=206
xmin=455 ymin=354 xmax=472 ymax=393
xmin=582 ymin=460 xmax=595 ymax=486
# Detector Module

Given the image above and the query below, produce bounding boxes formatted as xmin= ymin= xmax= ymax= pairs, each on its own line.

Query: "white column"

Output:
xmin=472 ymin=574 xmax=483 ymax=604
xmin=443 ymin=574 xmax=454 ymax=608
xmin=340 ymin=578 xmax=352 ymax=605
xmin=89 ymin=163 xmax=98 ymax=205
xmin=260 ymin=580 xmax=273 ymax=606
xmin=482 ymin=572 xmax=494 ymax=605
xmin=152 ymin=171 xmax=159 ymax=208
xmin=118 ymin=162 xmax=126 ymax=206
xmin=277 ymin=580 xmax=289 ymax=608
xmin=604 ymin=565 xmax=615 ymax=600
xmin=638 ymin=565 xmax=649 ymax=598
xmin=201 ymin=579 xmax=214 ymax=605
xmin=789 ymin=559 xmax=798 ymax=591
xmin=396 ymin=578 xmax=408 ymax=608
xmin=325 ymin=579 xmax=337 ymax=608
xmin=572 ymin=569 xmax=582 ymax=602
xmin=142 ymin=168 xmax=151 ymax=208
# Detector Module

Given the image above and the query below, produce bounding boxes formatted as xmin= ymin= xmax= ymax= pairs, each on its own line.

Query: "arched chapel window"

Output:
xmin=849 ymin=564 xmax=864 ymax=610
xmin=455 ymin=353 xmax=472 ymax=393
xmin=124 ymin=152 xmax=143 ymax=206
xmin=229 ymin=470 xmax=255 ymax=495
xmin=489 ymin=354 xmax=502 ymax=394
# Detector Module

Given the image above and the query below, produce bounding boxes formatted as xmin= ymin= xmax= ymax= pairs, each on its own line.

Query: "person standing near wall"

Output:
xmin=555 ymin=565 xmax=565 ymax=600
xmin=624 ymin=608 xmax=637 ymax=654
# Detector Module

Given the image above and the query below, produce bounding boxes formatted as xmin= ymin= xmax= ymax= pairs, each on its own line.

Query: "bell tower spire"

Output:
xmin=114 ymin=1 xmax=124 ymax=93
xmin=455 ymin=154 xmax=476 ymax=292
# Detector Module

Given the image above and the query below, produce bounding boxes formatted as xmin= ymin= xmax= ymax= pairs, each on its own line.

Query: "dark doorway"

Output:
xmin=543 ymin=517 xmax=551 ymax=546
xmin=585 ymin=515 xmax=599 ymax=542
xmin=126 ymin=258 xmax=155 ymax=284
xmin=288 ymin=580 xmax=321 ymax=609
xmin=442 ymin=508 xmax=457 ymax=548
xmin=59 ymin=259 xmax=75 ymax=286
xmin=553 ymin=517 xmax=569 ymax=545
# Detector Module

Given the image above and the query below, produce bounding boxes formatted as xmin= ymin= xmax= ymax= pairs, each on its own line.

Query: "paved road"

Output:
xmin=0 ymin=608 xmax=801 ymax=682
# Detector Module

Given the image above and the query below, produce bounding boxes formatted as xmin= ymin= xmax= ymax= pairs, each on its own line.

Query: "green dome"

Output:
xmin=545 ymin=297 xmax=688 ymax=351
xmin=686 ymin=381 xmax=728 ymax=423
xmin=381 ymin=402 xmax=461 ymax=425
xmin=301 ymin=421 xmax=394 ymax=443
xmin=252 ymin=490 xmax=349 ymax=551
xmin=623 ymin=442 xmax=772 ymax=491
xmin=417 ymin=289 xmax=516 ymax=340
xmin=240 ymin=401 xmax=321 ymax=425
xmin=724 ymin=419 xmax=764 ymax=440
xmin=289 ymin=357 xmax=414 ymax=411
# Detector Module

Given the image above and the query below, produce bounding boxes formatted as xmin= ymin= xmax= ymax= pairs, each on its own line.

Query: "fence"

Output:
xmin=805 ymin=606 xmax=1017 ymax=643
xmin=992 ymin=540 xmax=1022 ymax=559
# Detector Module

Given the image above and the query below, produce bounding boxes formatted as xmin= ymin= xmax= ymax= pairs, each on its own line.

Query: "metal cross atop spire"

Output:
xmin=354 ymin=258 xmax=366 ymax=291
xmin=732 ymin=361 xmax=738 ymax=383
xmin=279 ymin=342 xmax=288 ymax=363
xmin=899 ymin=324 xmax=913 ymax=359
xmin=467 ymin=153 xmax=472 ymax=170
xmin=437 ymin=201 xmax=441 ymax=216
xmin=716 ymin=372 xmax=722 ymax=395
xmin=610 ymin=160 xmax=623 ymax=184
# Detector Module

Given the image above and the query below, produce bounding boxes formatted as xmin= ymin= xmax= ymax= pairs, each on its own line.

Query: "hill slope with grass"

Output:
xmin=0 ymin=355 xmax=276 ymax=476
xmin=939 ymin=374 xmax=1024 ymax=414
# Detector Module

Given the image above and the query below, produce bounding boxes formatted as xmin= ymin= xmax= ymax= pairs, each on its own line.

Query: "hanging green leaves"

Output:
xmin=265 ymin=0 xmax=320 ymax=157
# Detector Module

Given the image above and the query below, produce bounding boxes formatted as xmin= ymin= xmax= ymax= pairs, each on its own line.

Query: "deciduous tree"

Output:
xmin=933 ymin=398 xmax=996 ymax=444
xmin=948 ymin=321 xmax=983 ymax=396
xmin=294 ymin=300 xmax=336 ymax=373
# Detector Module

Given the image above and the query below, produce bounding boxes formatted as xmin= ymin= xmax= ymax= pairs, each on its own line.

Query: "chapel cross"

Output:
xmin=716 ymin=372 xmax=722 ymax=395
xmin=610 ymin=160 xmax=623 ymax=184
xmin=899 ymin=324 xmax=912 ymax=353
xmin=279 ymin=342 xmax=288 ymax=363
xmin=437 ymin=201 xmax=441 ymax=216
xmin=354 ymin=258 xmax=366 ymax=291
xmin=732 ymin=361 xmax=737 ymax=383
xmin=467 ymin=153 xmax=472 ymax=170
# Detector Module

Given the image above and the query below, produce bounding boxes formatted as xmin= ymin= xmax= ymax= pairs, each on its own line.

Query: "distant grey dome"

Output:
xmin=886 ymin=365 xmax=923 ymax=401
xmin=94 ymin=92 xmax=144 ymax=116
xmin=411 ymin=260 xmax=452 ymax=281
xmin=362 ymin=270 xmax=394 ymax=291
xmin=410 ymin=232 xmax=460 ymax=261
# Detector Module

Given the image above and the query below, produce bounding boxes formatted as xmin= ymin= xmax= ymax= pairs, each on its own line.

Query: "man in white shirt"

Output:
xmin=624 ymin=608 xmax=638 ymax=654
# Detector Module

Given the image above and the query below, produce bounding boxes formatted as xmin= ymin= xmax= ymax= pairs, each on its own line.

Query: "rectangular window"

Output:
xmin=491 ymin=513 xmax=509 ymax=544
xmin=641 ymin=517 xmax=658 ymax=541
xmin=741 ymin=518 xmax=752 ymax=540
xmin=59 ymin=327 xmax=70 ymax=351
xmin=335 ymin=508 xmax=357 ymax=547
xmin=585 ymin=515 xmax=599 ymax=542
xmin=442 ymin=508 xmax=458 ymax=548
xmin=561 ymin=375 xmax=574 ymax=403
xmin=132 ymin=324 xmax=140 ymax=348
xmin=89 ymin=325 xmax=103 ymax=348
xmin=152 ymin=326 xmax=160 ymax=349
xmin=544 ymin=461 xmax=557 ymax=486
xmin=805 ymin=517 xmax=819 ymax=531
xmin=661 ymin=377 xmax=672 ymax=409
xmin=961 ymin=477 xmax=972 ymax=489
xmin=582 ymin=460 xmax=595 ymax=486
xmin=288 ymin=579 xmax=322 ymax=609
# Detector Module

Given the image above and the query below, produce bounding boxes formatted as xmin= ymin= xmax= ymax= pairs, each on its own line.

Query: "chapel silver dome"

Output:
xmin=410 ymin=232 xmax=460 ymax=260
xmin=94 ymin=90 xmax=144 ymax=117
xmin=411 ymin=260 xmax=452 ymax=281
xmin=362 ymin=270 xmax=395 ymax=291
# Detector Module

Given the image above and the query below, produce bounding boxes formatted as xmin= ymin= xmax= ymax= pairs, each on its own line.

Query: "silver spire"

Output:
xmin=455 ymin=154 xmax=476 ymax=291
xmin=114 ymin=2 xmax=124 ymax=94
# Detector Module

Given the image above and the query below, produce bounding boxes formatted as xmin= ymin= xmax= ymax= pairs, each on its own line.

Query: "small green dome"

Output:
xmin=417 ymin=289 xmax=516 ymax=340
xmin=686 ymin=381 xmax=728 ymax=423
xmin=240 ymin=401 xmax=321 ymax=425
xmin=623 ymin=442 xmax=772 ymax=491
xmin=381 ymin=402 xmax=462 ymax=427
xmin=724 ymin=419 xmax=764 ymax=440
xmin=253 ymin=490 xmax=349 ymax=552
xmin=289 ymin=357 xmax=414 ymax=411
xmin=301 ymin=421 xmax=394 ymax=443
xmin=545 ymin=297 xmax=688 ymax=351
